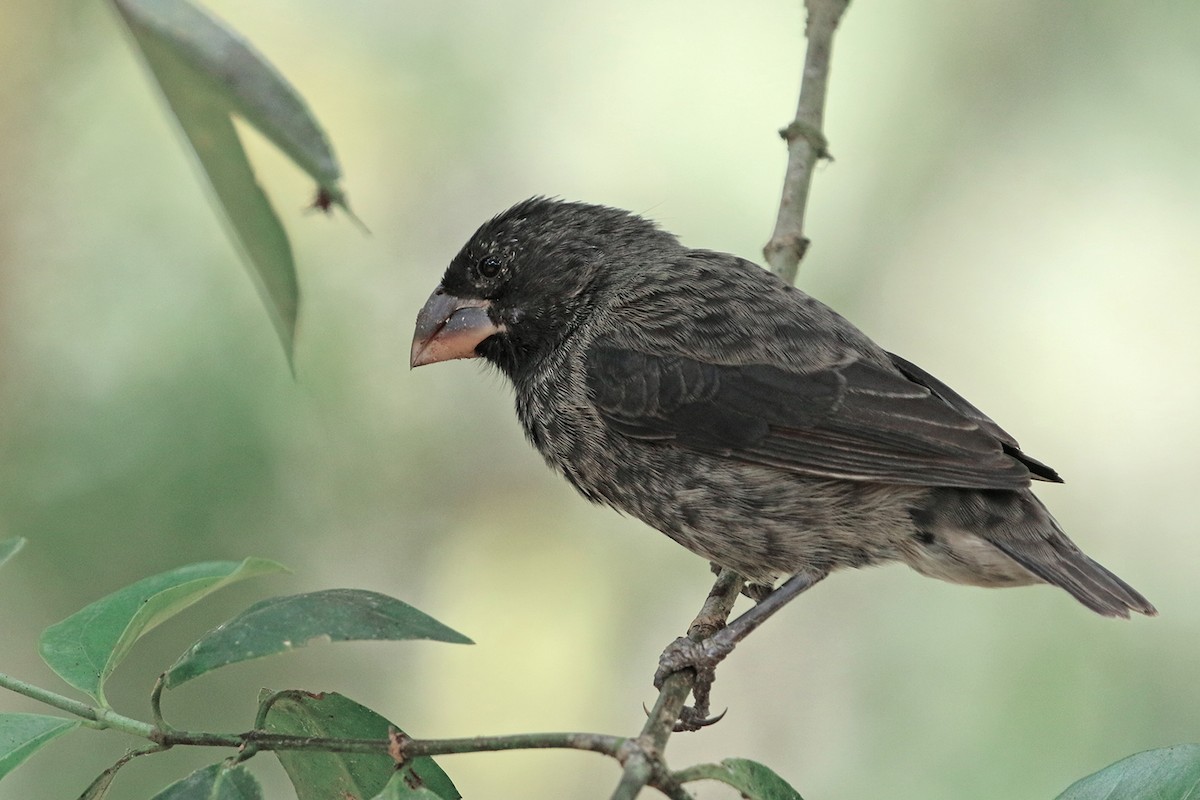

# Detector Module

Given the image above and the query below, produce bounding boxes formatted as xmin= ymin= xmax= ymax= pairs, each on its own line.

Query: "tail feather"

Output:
xmin=914 ymin=487 xmax=1156 ymax=618
xmin=991 ymin=537 xmax=1157 ymax=618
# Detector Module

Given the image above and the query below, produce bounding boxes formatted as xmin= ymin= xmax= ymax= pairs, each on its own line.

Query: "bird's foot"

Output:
xmin=650 ymin=569 xmax=830 ymax=731
xmin=654 ymin=635 xmax=733 ymax=689
xmin=675 ymin=704 xmax=727 ymax=732
xmin=654 ymin=635 xmax=735 ymax=731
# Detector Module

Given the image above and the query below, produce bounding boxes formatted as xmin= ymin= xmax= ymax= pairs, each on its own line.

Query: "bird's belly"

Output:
xmin=520 ymin=390 xmax=925 ymax=583
xmin=579 ymin=444 xmax=926 ymax=584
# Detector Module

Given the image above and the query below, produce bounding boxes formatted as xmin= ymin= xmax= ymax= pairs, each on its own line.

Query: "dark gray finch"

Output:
xmin=412 ymin=197 xmax=1155 ymax=619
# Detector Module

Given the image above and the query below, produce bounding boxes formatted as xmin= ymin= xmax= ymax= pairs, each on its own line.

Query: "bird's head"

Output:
xmin=411 ymin=197 xmax=678 ymax=380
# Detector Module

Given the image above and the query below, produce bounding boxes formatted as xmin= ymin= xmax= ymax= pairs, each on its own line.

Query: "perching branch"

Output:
xmin=611 ymin=3 xmax=853 ymax=796
xmin=764 ymin=0 xmax=851 ymax=283
xmin=0 ymin=666 xmax=627 ymax=756
xmin=0 ymin=667 xmax=673 ymax=790
xmin=609 ymin=570 xmax=744 ymax=799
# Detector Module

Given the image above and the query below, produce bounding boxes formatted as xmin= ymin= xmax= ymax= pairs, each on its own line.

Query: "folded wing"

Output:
xmin=587 ymin=346 xmax=1046 ymax=490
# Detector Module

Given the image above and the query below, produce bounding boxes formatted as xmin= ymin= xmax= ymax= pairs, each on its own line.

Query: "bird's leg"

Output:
xmin=655 ymin=569 xmax=828 ymax=731
xmin=651 ymin=569 xmax=743 ymax=730
xmin=720 ymin=568 xmax=828 ymax=646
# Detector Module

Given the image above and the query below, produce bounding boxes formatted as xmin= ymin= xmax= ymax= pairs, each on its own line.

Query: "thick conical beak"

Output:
xmin=411 ymin=286 xmax=503 ymax=368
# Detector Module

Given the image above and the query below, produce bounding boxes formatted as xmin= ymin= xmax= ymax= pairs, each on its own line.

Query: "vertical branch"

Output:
xmin=609 ymin=570 xmax=744 ymax=800
xmin=764 ymin=0 xmax=851 ymax=283
xmin=610 ymin=5 xmax=853 ymax=797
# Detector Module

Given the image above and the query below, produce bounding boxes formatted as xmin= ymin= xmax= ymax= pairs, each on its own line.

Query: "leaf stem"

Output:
xmin=0 ymin=671 xmax=155 ymax=738
xmin=673 ymin=763 xmax=728 ymax=783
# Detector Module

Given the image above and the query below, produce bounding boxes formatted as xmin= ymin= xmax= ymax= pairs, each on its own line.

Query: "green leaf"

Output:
xmin=263 ymin=690 xmax=459 ymax=800
xmin=112 ymin=0 xmax=344 ymax=191
xmin=77 ymin=748 xmax=157 ymax=800
xmin=368 ymin=770 xmax=449 ymax=800
xmin=77 ymin=764 xmax=121 ymax=800
xmin=1056 ymin=744 xmax=1200 ymax=799
xmin=164 ymin=589 xmax=471 ymax=688
xmin=0 ymin=713 xmax=80 ymax=782
xmin=111 ymin=0 xmax=354 ymax=362
xmin=150 ymin=763 xmax=263 ymax=800
xmin=142 ymin=71 xmax=299 ymax=360
xmin=679 ymin=758 xmax=804 ymax=800
xmin=0 ymin=537 xmax=26 ymax=570
xmin=39 ymin=558 xmax=286 ymax=704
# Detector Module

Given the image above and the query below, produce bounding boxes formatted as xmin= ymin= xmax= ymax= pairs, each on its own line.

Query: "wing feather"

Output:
xmin=587 ymin=346 xmax=1037 ymax=490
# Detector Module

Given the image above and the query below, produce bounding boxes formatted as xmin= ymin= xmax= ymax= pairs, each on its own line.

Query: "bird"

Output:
xmin=411 ymin=197 xmax=1155 ymax=619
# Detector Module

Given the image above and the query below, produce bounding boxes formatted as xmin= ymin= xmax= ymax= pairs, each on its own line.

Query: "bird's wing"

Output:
xmin=885 ymin=351 xmax=1061 ymax=482
xmin=585 ymin=346 xmax=1037 ymax=490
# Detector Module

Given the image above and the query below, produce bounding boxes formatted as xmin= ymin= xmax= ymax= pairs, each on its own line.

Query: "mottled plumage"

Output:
xmin=412 ymin=197 xmax=1155 ymax=618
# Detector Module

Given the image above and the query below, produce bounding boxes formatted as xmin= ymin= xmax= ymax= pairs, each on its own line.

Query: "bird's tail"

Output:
xmin=914 ymin=487 xmax=1156 ymax=618
xmin=989 ymin=533 xmax=1157 ymax=618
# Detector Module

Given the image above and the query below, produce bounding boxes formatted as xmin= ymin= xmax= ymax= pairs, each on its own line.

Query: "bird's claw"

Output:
xmin=654 ymin=635 xmax=736 ymax=732
xmin=642 ymin=700 xmax=728 ymax=732
xmin=673 ymin=705 xmax=727 ymax=733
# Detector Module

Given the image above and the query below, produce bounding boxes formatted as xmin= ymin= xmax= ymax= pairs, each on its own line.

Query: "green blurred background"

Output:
xmin=2 ymin=1 xmax=1197 ymax=798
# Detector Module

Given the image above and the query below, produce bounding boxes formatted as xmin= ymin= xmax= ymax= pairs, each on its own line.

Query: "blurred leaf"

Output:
xmin=137 ymin=65 xmax=299 ymax=361
xmin=39 ymin=558 xmax=286 ymax=705
xmin=0 ymin=714 xmax=80 ymax=781
xmin=112 ymin=0 xmax=344 ymax=191
xmin=164 ymin=589 xmax=472 ymax=688
xmin=0 ymin=537 xmax=25 ymax=570
xmin=368 ymin=770 xmax=449 ymax=800
xmin=1056 ymin=744 xmax=1200 ymax=799
xmin=263 ymin=690 xmax=459 ymax=800
xmin=77 ymin=748 xmax=158 ymax=800
xmin=150 ymin=763 xmax=262 ymax=800
xmin=679 ymin=758 xmax=804 ymax=800
xmin=77 ymin=763 xmax=120 ymax=800
xmin=111 ymin=0 xmax=354 ymax=362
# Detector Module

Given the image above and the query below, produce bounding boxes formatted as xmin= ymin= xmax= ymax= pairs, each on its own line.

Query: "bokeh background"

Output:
xmin=2 ymin=1 xmax=1198 ymax=798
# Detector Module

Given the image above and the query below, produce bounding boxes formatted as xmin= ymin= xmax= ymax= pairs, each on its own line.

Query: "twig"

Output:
xmin=610 ymin=3 xmax=853 ymax=796
xmin=764 ymin=0 xmax=851 ymax=283
xmin=0 ymin=670 xmax=155 ymax=739
xmin=609 ymin=570 xmax=744 ymax=799
xmin=0 ymin=670 xmax=626 ymax=760
xmin=396 ymin=731 xmax=625 ymax=760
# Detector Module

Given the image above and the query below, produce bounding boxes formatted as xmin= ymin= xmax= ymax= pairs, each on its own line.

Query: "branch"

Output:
xmin=392 ymin=731 xmax=624 ymax=760
xmin=0 ymin=669 xmax=624 ymax=760
xmin=764 ymin=0 xmax=851 ymax=283
xmin=609 ymin=569 xmax=744 ymax=799
xmin=609 ymin=4 xmax=854 ymax=795
xmin=0 ymin=671 xmax=155 ymax=739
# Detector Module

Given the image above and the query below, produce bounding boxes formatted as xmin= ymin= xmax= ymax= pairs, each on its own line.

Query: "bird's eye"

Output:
xmin=477 ymin=256 xmax=502 ymax=278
